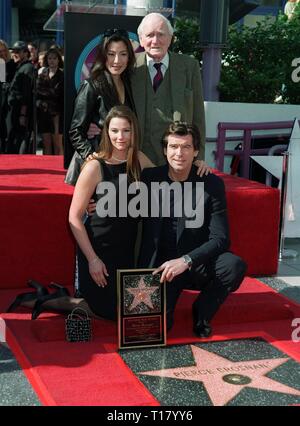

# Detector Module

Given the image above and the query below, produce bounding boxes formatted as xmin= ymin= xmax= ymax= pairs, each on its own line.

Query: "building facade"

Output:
xmin=0 ymin=0 xmax=290 ymax=46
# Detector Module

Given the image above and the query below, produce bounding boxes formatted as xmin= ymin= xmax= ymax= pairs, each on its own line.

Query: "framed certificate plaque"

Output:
xmin=117 ymin=269 xmax=166 ymax=350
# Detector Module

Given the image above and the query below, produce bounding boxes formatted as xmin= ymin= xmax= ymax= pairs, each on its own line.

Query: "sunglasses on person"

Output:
xmin=103 ymin=28 xmax=129 ymax=38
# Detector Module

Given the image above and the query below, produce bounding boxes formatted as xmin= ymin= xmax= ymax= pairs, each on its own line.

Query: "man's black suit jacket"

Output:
xmin=138 ymin=165 xmax=230 ymax=270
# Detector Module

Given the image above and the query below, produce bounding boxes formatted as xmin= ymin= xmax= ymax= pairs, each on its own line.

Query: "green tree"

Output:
xmin=172 ymin=17 xmax=202 ymax=63
xmin=172 ymin=11 xmax=300 ymax=104
xmin=219 ymin=10 xmax=300 ymax=103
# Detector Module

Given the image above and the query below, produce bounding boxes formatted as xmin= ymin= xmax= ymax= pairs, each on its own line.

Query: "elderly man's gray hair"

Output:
xmin=137 ymin=13 xmax=174 ymax=37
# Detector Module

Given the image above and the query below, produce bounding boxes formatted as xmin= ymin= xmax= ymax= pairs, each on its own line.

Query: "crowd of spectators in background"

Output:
xmin=0 ymin=39 xmax=64 ymax=155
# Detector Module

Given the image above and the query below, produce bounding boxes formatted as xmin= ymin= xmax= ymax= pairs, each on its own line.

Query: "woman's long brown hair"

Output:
xmin=96 ymin=105 xmax=141 ymax=182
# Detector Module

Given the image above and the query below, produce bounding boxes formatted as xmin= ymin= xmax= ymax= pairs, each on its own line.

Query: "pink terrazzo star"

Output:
xmin=126 ymin=276 xmax=158 ymax=311
xmin=139 ymin=345 xmax=300 ymax=406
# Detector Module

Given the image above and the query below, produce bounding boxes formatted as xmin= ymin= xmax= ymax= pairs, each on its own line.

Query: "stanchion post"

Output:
xmin=31 ymin=68 xmax=37 ymax=154
xmin=279 ymin=151 xmax=298 ymax=260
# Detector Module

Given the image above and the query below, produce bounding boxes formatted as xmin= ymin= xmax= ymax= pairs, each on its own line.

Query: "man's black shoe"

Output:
xmin=166 ymin=310 xmax=174 ymax=331
xmin=192 ymin=304 xmax=212 ymax=337
xmin=193 ymin=319 xmax=212 ymax=338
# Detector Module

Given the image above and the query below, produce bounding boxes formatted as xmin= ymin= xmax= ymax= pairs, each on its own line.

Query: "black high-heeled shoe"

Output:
xmin=31 ymin=285 xmax=70 ymax=320
xmin=6 ymin=280 xmax=49 ymax=313
xmin=28 ymin=279 xmax=48 ymax=295
xmin=49 ymin=282 xmax=70 ymax=296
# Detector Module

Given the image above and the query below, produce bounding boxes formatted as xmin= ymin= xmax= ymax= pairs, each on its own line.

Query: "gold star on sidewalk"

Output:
xmin=126 ymin=276 xmax=158 ymax=311
xmin=139 ymin=345 xmax=300 ymax=406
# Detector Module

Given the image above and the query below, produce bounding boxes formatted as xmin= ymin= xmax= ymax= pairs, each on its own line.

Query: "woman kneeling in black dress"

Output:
xmin=7 ymin=105 xmax=154 ymax=319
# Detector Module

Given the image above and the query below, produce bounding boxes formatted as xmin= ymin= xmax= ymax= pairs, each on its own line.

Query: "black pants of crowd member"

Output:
xmin=0 ymin=89 xmax=7 ymax=153
xmin=0 ymin=114 xmax=6 ymax=153
xmin=6 ymin=106 xmax=31 ymax=154
xmin=165 ymin=252 xmax=247 ymax=328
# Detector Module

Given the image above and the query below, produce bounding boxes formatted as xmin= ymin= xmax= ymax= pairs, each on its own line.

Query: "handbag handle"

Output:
xmin=68 ymin=307 xmax=90 ymax=320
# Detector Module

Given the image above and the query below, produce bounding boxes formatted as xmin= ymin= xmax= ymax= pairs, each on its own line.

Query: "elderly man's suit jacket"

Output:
xmin=131 ymin=52 xmax=206 ymax=162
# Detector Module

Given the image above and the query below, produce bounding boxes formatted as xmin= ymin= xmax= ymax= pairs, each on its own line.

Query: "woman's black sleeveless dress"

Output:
xmin=77 ymin=160 xmax=138 ymax=320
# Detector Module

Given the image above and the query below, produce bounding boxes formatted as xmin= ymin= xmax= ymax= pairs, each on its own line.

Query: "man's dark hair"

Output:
xmin=28 ymin=41 xmax=38 ymax=49
xmin=162 ymin=121 xmax=201 ymax=151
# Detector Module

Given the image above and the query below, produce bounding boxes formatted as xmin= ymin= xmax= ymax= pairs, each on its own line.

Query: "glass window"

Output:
xmin=243 ymin=14 xmax=276 ymax=27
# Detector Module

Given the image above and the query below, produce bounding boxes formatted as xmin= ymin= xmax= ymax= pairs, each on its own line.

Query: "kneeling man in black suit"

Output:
xmin=138 ymin=122 xmax=247 ymax=337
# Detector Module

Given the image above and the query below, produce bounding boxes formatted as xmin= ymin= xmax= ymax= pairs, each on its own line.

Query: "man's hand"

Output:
xmin=87 ymin=123 xmax=101 ymax=139
xmin=194 ymin=160 xmax=212 ymax=177
xmin=153 ymin=258 xmax=189 ymax=283
xmin=86 ymin=198 xmax=96 ymax=216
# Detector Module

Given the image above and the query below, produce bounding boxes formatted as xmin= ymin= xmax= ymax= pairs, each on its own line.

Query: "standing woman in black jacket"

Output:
xmin=65 ymin=29 xmax=136 ymax=185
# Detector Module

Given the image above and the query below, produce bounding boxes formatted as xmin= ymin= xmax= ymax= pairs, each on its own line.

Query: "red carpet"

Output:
xmin=0 ymin=155 xmax=285 ymax=405
xmin=0 ymin=155 xmax=75 ymax=289
xmin=0 ymin=155 xmax=279 ymax=289
xmin=1 ymin=277 xmax=300 ymax=406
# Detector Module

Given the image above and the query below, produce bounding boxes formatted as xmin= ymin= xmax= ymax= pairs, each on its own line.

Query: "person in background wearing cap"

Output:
xmin=6 ymin=41 xmax=34 ymax=154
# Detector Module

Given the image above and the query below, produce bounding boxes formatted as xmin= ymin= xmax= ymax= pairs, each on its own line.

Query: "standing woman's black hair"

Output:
xmin=90 ymin=30 xmax=136 ymax=82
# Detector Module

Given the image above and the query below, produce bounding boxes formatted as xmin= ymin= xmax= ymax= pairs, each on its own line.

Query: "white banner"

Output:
xmin=285 ymin=119 xmax=300 ymax=237
xmin=0 ymin=58 xmax=6 ymax=83
xmin=251 ymin=119 xmax=300 ymax=238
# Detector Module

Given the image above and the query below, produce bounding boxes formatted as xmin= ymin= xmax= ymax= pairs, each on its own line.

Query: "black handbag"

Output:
xmin=65 ymin=307 xmax=92 ymax=342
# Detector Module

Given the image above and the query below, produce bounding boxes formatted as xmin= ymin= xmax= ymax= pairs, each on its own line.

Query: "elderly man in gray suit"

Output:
xmin=132 ymin=13 xmax=206 ymax=166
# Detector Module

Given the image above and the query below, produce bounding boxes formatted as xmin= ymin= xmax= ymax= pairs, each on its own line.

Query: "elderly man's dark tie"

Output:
xmin=153 ymin=62 xmax=163 ymax=92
